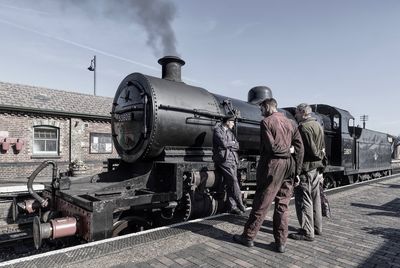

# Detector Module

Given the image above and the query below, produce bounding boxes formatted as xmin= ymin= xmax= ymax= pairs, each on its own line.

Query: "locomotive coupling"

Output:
xmin=33 ymin=216 xmax=77 ymax=249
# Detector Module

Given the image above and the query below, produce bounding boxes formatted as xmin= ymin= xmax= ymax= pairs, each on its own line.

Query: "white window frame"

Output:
xmin=33 ymin=126 xmax=59 ymax=155
xmin=90 ymin=133 xmax=113 ymax=154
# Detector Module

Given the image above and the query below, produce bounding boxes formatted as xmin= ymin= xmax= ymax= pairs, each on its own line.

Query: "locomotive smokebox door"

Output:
xmin=112 ymin=77 xmax=151 ymax=163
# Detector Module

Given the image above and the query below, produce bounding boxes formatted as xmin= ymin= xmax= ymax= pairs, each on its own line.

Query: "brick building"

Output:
xmin=0 ymin=81 xmax=118 ymax=183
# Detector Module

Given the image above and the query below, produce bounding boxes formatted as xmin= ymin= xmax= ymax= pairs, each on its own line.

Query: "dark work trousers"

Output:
xmin=242 ymin=158 xmax=293 ymax=245
xmin=217 ymin=162 xmax=244 ymax=210
xmin=294 ymin=169 xmax=322 ymax=238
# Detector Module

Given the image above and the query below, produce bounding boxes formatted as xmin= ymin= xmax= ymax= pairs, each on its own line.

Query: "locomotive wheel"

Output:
xmin=323 ymin=175 xmax=336 ymax=189
xmin=174 ymin=192 xmax=192 ymax=222
xmin=182 ymin=192 xmax=192 ymax=221
xmin=112 ymin=216 xmax=151 ymax=237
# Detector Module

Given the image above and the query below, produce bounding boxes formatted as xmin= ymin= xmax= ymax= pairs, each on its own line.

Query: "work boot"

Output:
xmin=315 ymin=230 xmax=322 ymax=236
xmin=229 ymin=208 xmax=242 ymax=215
xmin=322 ymin=203 xmax=332 ymax=218
xmin=288 ymin=233 xmax=314 ymax=241
xmin=238 ymin=203 xmax=247 ymax=213
xmin=232 ymin=234 xmax=254 ymax=247
xmin=275 ymin=243 xmax=286 ymax=253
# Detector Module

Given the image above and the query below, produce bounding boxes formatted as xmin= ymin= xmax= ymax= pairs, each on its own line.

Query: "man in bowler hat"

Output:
xmin=213 ymin=113 xmax=246 ymax=215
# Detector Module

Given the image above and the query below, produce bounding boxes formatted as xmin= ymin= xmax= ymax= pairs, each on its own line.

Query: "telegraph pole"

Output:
xmin=360 ymin=114 xmax=368 ymax=129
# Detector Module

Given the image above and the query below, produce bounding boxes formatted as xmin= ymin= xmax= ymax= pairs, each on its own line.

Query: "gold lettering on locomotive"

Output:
xmin=115 ymin=113 xmax=132 ymax=122
xmin=343 ymin=148 xmax=352 ymax=155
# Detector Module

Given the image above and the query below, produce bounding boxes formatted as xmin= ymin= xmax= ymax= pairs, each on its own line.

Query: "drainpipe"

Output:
xmin=69 ymin=118 xmax=72 ymax=164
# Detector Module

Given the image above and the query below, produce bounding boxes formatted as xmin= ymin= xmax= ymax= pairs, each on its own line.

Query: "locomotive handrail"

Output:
xmin=159 ymin=104 xmax=222 ymax=119
xmin=111 ymin=105 xmax=144 ymax=114
xmin=159 ymin=104 xmax=260 ymax=125
xmin=237 ymin=118 xmax=260 ymax=125
xmin=143 ymin=94 xmax=148 ymax=137
xmin=186 ymin=117 xmax=217 ymax=126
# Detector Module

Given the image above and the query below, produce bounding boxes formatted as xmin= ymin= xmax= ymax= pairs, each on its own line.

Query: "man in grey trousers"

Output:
xmin=289 ymin=103 xmax=325 ymax=241
xmin=213 ymin=114 xmax=246 ymax=215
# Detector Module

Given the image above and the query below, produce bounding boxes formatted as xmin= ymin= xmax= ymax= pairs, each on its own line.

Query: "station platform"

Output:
xmin=2 ymin=175 xmax=400 ymax=268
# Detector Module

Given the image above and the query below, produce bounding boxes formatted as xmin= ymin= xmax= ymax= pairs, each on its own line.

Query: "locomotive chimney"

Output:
xmin=158 ymin=56 xmax=185 ymax=82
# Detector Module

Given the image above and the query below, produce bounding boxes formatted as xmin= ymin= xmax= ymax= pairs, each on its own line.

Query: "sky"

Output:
xmin=0 ymin=0 xmax=399 ymax=135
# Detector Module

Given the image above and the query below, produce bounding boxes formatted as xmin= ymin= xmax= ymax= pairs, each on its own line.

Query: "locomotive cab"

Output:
xmin=311 ymin=104 xmax=354 ymax=169
xmin=312 ymin=104 xmax=392 ymax=187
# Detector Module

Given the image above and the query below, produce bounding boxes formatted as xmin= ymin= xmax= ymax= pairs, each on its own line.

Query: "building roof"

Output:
xmin=0 ymin=81 xmax=113 ymax=119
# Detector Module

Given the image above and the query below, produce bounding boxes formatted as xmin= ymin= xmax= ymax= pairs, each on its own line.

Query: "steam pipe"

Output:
xmin=27 ymin=160 xmax=57 ymax=207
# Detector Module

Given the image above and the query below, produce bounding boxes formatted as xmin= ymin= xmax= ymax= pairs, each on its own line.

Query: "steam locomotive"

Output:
xmin=22 ymin=56 xmax=393 ymax=249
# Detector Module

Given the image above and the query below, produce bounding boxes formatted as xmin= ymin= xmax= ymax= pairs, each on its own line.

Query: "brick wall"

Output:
xmin=0 ymin=112 xmax=118 ymax=182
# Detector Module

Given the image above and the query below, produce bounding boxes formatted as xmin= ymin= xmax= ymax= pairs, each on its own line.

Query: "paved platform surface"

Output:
xmin=2 ymin=176 xmax=400 ymax=268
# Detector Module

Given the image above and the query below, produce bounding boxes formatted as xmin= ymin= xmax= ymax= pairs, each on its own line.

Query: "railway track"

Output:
xmin=0 ymin=223 xmax=31 ymax=245
xmin=0 ymin=223 xmax=34 ymax=262
xmin=0 ymin=173 xmax=399 ymax=263
xmin=0 ymin=222 xmax=80 ymax=262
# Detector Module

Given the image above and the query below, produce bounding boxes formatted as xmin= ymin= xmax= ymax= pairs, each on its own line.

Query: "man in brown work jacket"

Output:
xmin=233 ymin=98 xmax=304 ymax=253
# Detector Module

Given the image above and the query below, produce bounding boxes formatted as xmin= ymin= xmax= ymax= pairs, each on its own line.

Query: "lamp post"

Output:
xmin=88 ymin=55 xmax=96 ymax=96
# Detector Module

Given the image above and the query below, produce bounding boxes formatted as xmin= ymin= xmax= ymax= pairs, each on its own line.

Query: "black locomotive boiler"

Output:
xmin=23 ymin=56 xmax=394 ymax=249
xmin=27 ymin=56 xmax=276 ymax=249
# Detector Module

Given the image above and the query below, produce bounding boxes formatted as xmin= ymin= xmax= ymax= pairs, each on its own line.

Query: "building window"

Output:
xmin=90 ymin=133 xmax=112 ymax=154
xmin=33 ymin=126 xmax=59 ymax=155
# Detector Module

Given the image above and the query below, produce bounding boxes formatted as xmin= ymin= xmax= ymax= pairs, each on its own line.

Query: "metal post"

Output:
xmin=360 ymin=115 xmax=368 ymax=129
xmin=93 ymin=55 xmax=96 ymax=96
xmin=88 ymin=55 xmax=96 ymax=96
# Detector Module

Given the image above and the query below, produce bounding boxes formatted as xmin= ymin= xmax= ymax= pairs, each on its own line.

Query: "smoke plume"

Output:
xmin=64 ymin=0 xmax=179 ymax=57
xmin=130 ymin=0 xmax=178 ymax=57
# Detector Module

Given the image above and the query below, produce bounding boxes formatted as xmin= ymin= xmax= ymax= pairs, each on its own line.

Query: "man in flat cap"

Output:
xmin=213 ymin=113 xmax=246 ymax=215
xmin=289 ymin=103 xmax=326 ymax=241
